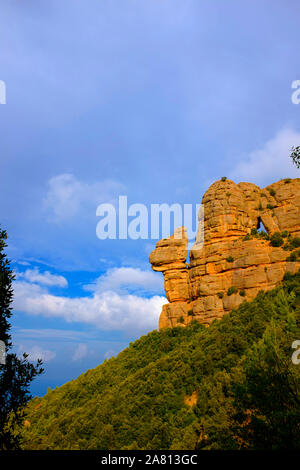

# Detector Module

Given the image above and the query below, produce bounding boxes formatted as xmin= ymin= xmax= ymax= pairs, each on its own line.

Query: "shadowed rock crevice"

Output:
xmin=150 ymin=178 xmax=300 ymax=329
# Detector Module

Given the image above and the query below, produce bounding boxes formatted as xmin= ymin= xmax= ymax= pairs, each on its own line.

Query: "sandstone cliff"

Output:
xmin=149 ymin=178 xmax=300 ymax=329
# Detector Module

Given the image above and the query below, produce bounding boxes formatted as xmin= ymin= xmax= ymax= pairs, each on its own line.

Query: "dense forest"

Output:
xmin=20 ymin=271 xmax=300 ymax=450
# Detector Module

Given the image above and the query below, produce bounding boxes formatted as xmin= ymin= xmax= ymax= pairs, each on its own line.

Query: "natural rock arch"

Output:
xmin=150 ymin=178 xmax=300 ymax=329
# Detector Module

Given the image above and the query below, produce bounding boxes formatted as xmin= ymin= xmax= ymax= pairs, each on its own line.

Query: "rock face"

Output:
xmin=149 ymin=178 xmax=300 ymax=329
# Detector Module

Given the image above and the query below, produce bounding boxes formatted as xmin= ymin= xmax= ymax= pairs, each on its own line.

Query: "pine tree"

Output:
xmin=0 ymin=228 xmax=44 ymax=449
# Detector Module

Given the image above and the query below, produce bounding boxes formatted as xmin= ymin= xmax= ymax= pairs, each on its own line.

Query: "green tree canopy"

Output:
xmin=0 ymin=228 xmax=44 ymax=449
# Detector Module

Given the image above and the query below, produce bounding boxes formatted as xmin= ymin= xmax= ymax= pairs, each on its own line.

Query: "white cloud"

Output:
xmin=13 ymin=328 xmax=98 ymax=342
xmin=84 ymin=267 xmax=163 ymax=294
xmin=43 ymin=173 xmax=124 ymax=222
xmin=13 ymin=279 xmax=166 ymax=334
xmin=17 ymin=267 xmax=68 ymax=288
xmin=230 ymin=128 xmax=300 ymax=186
xmin=16 ymin=260 xmax=31 ymax=266
xmin=72 ymin=343 xmax=88 ymax=361
xmin=18 ymin=344 xmax=56 ymax=362
xmin=14 ymin=280 xmax=47 ymax=299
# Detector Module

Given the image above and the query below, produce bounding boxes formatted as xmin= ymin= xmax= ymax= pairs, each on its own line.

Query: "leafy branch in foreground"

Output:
xmin=290 ymin=146 xmax=300 ymax=169
xmin=0 ymin=228 xmax=44 ymax=450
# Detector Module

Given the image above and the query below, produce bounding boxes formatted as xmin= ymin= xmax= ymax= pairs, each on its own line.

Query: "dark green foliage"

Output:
xmin=244 ymin=229 xmax=269 ymax=242
xmin=20 ymin=272 xmax=300 ymax=450
xmin=178 ymin=316 xmax=185 ymax=323
xmin=283 ymin=236 xmax=300 ymax=251
xmin=267 ymin=188 xmax=276 ymax=197
xmin=221 ymin=177 xmax=227 ymax=182
xmin=0 ymin=228 xmax=43 ymax=449
xmin=267 ymin=204 xmax=274 ymax=210
xmin=270 ymin=232 xmax=284 ymax=247
xmin=232 ymin=319 xmax=300 ymax=449
xmin=217 ymin=292 xmax=224 ymax=299
xmin=243 ymin=234 xmax=251 ymax=241
xmin=259 ymin=231 xmax=269 ymax=240
xmin=227 ymin=286 xmax=238 ymax=296
xmin=281 ymin=230 xmax=289 ymax=238
xmin=0 ymin=229 xmax=14 ymax=349
xmin=286 ymin=249 xmax=300 ymax=262
xmin=290 ymin=146 xmax=300 ymax=169
xmin=290 ymin=237 xmax=300 ymax=249
xmin=226 ymin=256 xmax=234 ymax=263
xmin=283 ymin=271 xmax=294 ymax=281
xmin=187 ymin=310 xmax=194 ymax=317
xmin=239 ymin=290 xmax=246 ymax=297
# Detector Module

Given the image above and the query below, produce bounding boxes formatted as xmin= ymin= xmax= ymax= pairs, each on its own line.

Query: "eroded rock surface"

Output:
xmin=150 ymin=178 xmax=300 ymax=328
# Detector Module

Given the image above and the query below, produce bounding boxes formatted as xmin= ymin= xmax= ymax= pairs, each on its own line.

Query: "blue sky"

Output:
xmin=0 ymin=0 xmax=300 ymax=395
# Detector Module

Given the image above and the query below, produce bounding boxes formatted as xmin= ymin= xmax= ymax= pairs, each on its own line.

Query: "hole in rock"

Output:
xmin=257 ymin=217 xmax=268 ymax=234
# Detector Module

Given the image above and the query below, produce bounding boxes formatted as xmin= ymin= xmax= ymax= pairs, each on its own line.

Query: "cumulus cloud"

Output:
xmin=18 ymin=344 xmax=56 ymax=362
xmin=17 ymin=267 xmax=68 ymax=288
xmin=13 ymin=279 xmax=166 ymax=334
xmin=43 ymin=173 xmax=124 ymax=222
xmin=72 ymin=343 xmax=88 ymax=361
xmin=230 ymin=128 xmax=300 ymax=186
xmin=84 ymin=267 xmax=163 ymax=295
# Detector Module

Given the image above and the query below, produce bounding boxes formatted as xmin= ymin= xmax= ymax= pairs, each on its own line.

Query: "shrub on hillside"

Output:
xmin=270 ymin=232 xmax=284 ymax=247
xmin=227 ymin=286 xmax=238 ymax=296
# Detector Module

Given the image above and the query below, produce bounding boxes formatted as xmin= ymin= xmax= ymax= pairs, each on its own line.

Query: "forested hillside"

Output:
xmin=20 ymin=271 xmax=300 ymax=450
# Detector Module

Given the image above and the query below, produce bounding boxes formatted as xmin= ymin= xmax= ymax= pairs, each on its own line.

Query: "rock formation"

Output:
xmin=149 ymin=178 xmax=300 ymax=329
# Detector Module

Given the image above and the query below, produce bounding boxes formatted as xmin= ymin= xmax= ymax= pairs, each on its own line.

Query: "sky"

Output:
xmin=0 ymin=0 xmax=300 ymax=395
